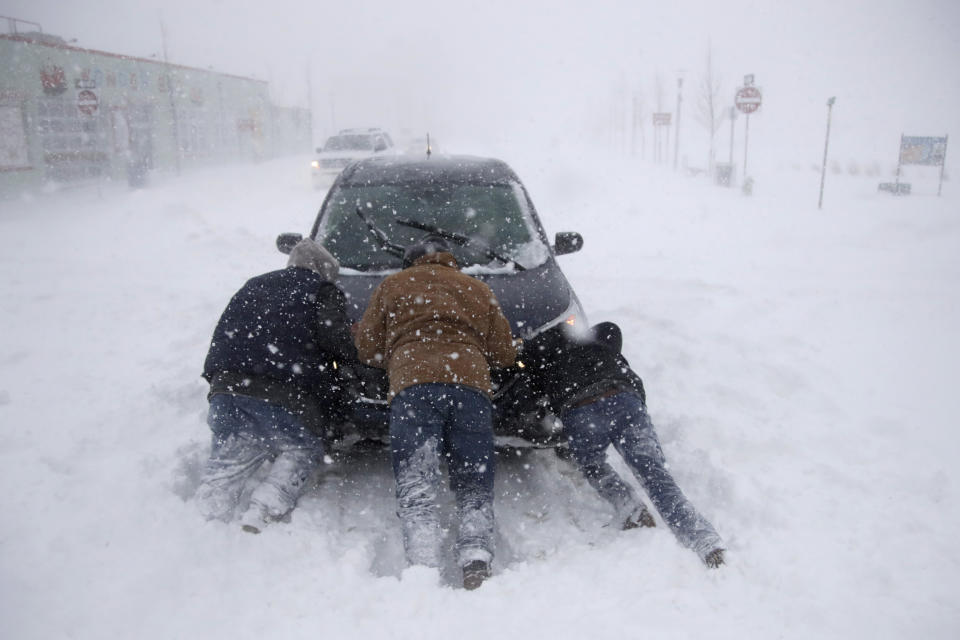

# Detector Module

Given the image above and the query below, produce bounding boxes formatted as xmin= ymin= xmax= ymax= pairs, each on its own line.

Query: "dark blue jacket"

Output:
xmin=203 ymin=267 xmax=357 ymax=417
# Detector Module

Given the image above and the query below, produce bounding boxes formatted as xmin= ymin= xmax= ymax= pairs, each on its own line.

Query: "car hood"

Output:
xmin=337 ymin=259 xmax=574 ymax=336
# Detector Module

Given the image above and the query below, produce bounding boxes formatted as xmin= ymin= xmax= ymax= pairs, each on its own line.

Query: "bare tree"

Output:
xmin=695 ymin=43 xmax=724 ymax=172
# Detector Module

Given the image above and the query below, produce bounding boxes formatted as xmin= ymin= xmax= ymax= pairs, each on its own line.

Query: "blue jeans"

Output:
xmin=195 ymin=393 xmax=325 ymax=522
xmin=562 ymin=391 xmax=723 ymax=560
xmin=389 ymin=383 xmax=495 ymax=568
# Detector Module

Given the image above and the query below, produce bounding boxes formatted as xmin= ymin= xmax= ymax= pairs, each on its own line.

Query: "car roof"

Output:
xmin=337 ymin=154 xmax=520 ymax=186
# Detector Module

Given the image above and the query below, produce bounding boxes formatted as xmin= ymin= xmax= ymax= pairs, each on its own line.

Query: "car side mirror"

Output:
xmin=276 ymin=232 xmax=303 ymax=254
xmin=375 ymin=142 xmax=387 ymax=152
xmin=553 ymin=231 xmax=583 ymax=255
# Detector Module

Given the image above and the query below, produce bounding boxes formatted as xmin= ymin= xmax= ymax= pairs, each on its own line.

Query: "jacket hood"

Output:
xmin=287 ymin=239 xmax=339 ymax=281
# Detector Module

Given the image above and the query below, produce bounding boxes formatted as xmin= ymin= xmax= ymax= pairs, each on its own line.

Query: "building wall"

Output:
xmin=0 ymin=33 xmax=311 ymax=195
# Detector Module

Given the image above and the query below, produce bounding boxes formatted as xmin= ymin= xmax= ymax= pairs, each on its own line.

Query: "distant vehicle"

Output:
xmin=310 ymin=128 xmax=396 ymax=188
xmin=277 ymin=154 xmax=587 ymax=448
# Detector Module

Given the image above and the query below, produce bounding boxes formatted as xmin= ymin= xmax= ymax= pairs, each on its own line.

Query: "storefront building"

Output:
xmin=1 ymin=30 xmax=310 ymax=194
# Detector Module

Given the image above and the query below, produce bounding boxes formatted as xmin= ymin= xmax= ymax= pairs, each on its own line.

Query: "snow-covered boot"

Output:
xmin=622 ymin=504 xmax=656 ymax=530
xmin=239 ymin=501 xmax=274 ymax=534
xmin=702 ymin=547 xmax=725 ymax=569
xmin=462 ymin=560 xmax=491 ymax=590
xmin=401 ymin=519 xmax=444 ymax=568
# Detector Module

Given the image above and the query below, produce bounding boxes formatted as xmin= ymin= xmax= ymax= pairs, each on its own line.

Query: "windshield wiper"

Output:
xmin=354 ymin=206 xmax=405 ymax=259
xmin=395 ymin=217 xmax=525 ymax=271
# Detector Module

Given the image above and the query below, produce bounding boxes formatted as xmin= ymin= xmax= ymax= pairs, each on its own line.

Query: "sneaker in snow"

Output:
xmin=623 ymin=505 xmax=656 ymax=530
xmin=462 ymin=560 xmax=491 ymax=591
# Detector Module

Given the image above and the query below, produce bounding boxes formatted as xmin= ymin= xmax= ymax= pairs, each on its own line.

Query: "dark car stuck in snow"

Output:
xmin=277 ymin=154 xmax=587 ymax=448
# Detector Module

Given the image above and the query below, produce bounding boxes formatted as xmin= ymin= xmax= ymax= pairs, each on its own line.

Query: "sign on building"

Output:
xmin=76 ymin=89 xmax=99 ymax=116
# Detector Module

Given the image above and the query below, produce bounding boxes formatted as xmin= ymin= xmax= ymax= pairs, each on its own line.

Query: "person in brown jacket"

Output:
xmin=354 ymin=234 xmax=516 ymax=589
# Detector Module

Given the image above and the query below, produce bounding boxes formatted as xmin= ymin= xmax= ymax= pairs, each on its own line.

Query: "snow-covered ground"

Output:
xmin=1 ymin=152 xmax=958 ymax=639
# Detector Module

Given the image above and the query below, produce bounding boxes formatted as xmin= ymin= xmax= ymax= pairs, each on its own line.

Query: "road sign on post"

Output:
xmin=735 ymin=81 xmax=762 ymax=185
xmin=735 ymin=86 xmax=762 ymax=115
xmin=652 ymin=113 xmax=672 ymax=164
xmin=77 ymin=89 xmax=99 ymax=116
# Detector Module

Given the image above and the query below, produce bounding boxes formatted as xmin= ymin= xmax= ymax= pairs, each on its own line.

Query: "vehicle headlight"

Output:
xmin=527 ymin=296 xmax=588 ymax=338
xmin=311 ymin=160 xmax=320 ymax=168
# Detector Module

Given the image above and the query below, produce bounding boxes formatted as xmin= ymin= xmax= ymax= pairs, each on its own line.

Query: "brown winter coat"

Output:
xmin=354 ymin=252 xmax=517 ymax=398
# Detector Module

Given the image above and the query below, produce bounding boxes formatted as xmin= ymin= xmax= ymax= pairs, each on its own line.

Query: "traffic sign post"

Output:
xmin=77 ymin=89 xmax=99 ymax=116
xmin=734 ymin=78 xmax=762 ymax=185
xmin=652 ymin=112 xmax=672 ymax=164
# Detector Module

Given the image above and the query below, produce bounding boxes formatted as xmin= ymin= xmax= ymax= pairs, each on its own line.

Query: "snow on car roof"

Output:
xmin=338 ymin=155 xmax=519 ymax=186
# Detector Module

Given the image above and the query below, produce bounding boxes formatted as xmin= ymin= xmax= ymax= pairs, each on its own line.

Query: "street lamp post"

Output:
xmin=673 ymin=77 xmax=683 ymax=170
xmin=818 ymin=97 xmax=836 ymax=209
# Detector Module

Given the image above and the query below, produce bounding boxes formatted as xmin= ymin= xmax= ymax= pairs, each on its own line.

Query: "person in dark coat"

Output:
xmin=354 ymin=234 xmax=517 ymax=589
xmin=520 ymin=322 xmax=726 ymax=568
xmin=195 ymin=238 xmax=357 ymax=533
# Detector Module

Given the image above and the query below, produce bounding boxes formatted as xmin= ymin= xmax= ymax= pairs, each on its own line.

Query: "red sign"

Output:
xmin=735 ymin=86 xmax=762 ymax=114
xmin=77 ymin=90 xmax=99 ymax=116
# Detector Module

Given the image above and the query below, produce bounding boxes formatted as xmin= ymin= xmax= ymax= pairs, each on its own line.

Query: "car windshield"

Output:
xmin=316 ymin=181 xmax=550 ymax=272
xmin=323 ymin=135 xmax=375 ymax=152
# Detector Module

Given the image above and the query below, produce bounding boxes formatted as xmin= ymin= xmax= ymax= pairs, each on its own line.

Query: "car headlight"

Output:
xmin=526 ymin=296 xmax=588 ymax=339
xmin=311 ymin=160 xmax=320 ymax=169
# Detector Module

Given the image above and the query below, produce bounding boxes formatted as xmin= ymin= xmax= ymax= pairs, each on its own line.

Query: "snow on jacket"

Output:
xmin=202 ymin=266 xmax=357 ymax=421
xmin=354 ymin=251 xmax=516 ymax=398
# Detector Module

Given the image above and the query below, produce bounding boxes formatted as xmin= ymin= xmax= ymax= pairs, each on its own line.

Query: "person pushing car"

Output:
xmin=353 ymin=233 xmax=517 ymax=590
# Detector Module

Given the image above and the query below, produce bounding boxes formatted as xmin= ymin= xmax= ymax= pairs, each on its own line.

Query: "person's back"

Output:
xmin=356 ymin=250 xmax=515 ymax=398
xmin=204 ymin=267 xmax=345 ymax=391
xmin=354 ymin=235 xmax=516 ymax=589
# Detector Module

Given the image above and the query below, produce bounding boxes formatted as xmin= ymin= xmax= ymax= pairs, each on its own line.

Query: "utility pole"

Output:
xmin=673 ymin=77 xmax=683 ymax=170
xmin=818 ymin=97 xmax=836 ymax=209
xmin=728 ymin=106 xmax=736 ymax=165
xmin=159 ymin=13 xmax=181 ymax=175
xmin=305 ymin=59 xmax=315 ymax=148
xmin=743 ymin=112 xmax=750 ymax=179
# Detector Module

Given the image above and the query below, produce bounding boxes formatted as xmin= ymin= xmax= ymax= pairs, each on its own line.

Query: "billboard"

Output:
xmin=899 ymin=136 xmax=947 ymax=166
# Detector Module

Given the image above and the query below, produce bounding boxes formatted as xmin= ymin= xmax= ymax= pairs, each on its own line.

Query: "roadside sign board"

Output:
xmin=899 ymin=136 xmax=948 ymax=165
xmin=652 ymin=112 xmax=672 ymax=126
xmin=735 ymin=86 xmax=762 ymax=114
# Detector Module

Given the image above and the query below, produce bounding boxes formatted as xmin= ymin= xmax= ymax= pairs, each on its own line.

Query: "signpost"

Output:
xmin=673 ymin=77 xmax=683 ymax=171
xmin=891 ymin=134 xmax=949 ymax=196
xmin=735 ymin=76 xmax=762 ymax=182
xmin=652 ymin=112 xmax=672 ymax=164
xmin=76 ymin=89 xmax=99 ymax=116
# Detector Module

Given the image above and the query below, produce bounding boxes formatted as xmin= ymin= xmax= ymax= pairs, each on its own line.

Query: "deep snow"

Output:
xmin=1 ymin=152 xmax=958 ymax=639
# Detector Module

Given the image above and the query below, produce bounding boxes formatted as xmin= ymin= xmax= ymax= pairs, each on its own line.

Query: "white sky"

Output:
xmin=5 ymin=0 xmax=959 ymax=168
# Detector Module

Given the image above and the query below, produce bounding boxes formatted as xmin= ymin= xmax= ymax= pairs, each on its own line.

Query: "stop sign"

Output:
xmin=77 ymin=89 xmax=99 ymax=116
xmin=735 ymin=86 xmax=762 ymax=114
